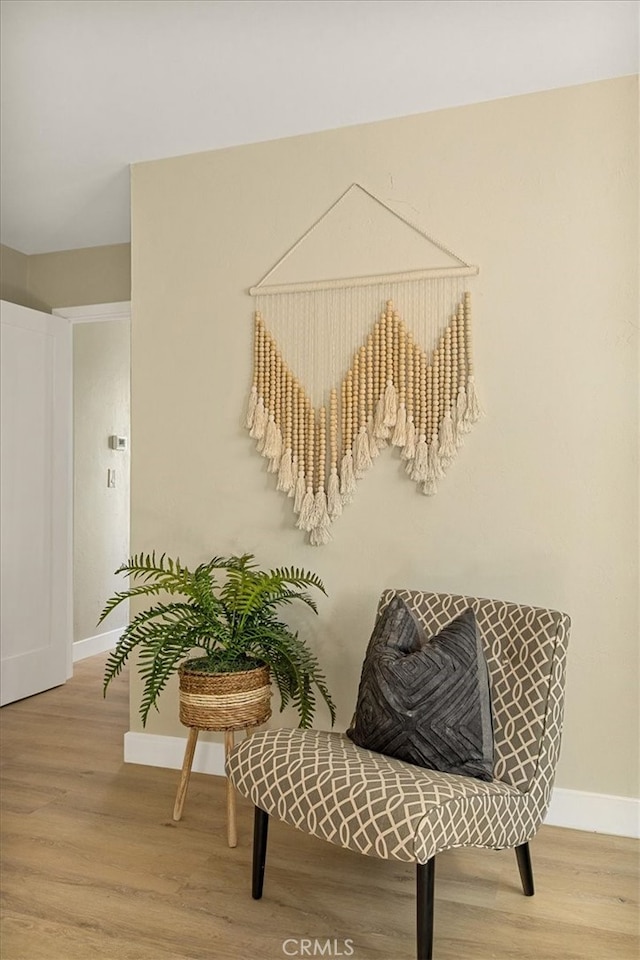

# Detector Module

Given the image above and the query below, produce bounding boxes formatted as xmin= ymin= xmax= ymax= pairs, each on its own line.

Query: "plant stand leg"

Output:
xmin=225 ymin=730 xmax=237 ymax=848
xmin=173 ymin=727 xmax=199 ymax=821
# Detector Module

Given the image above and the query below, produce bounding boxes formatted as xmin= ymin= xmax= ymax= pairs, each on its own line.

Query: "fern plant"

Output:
xmin=101 ymin=552 xmax=335 ymax=728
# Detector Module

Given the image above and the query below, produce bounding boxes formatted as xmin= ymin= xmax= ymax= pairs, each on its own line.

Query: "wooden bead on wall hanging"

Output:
xmin=244 ymin=183 xmax=482 ymax=545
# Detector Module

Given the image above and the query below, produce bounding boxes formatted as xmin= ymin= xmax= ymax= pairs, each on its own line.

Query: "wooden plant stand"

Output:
xmin=172 ymin=662 xmax=272 ymax=847
xmin=172 ymin=726 xmax=248 ymax=848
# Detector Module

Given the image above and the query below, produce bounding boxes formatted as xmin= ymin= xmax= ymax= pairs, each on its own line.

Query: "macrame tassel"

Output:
xmin=367 ymin=416 xmax=380 ymax=458
xmin=391 ymin=403 xmax=407 ymax=447
xmin=464 ymin=376 xmax=482 ymax=424
xmin=423 ymin=476 xmax=438 ymax=496
xmin=327 ymin=468 xmax=342 ymax=520
xmin=340 ymin=451 xmax=356 ymax=502
xmin=288 ymin=455 xmax=298 ymax=497
xmin=262 ymin=415 xmax=279 ymax=459
xmin=438 ymin=411 xmax=456 ymax=460
xmin=410 ymin=435 xmax=429 ymax=482
xmin=245 ymin=386 xmax=258 ymax=429
xmin=454 ymin=387 xmax=468 ymax=446
xmin=293 ymin=472 xmax=306 ymax=514
xmin=262 ymin=416 xmax=280 ymax=459
xmin=276 ymin=447 xmax=293 ymax=492
xmin=428 ymin=440 xmax=445 ymax=480
xmin=312 ymin=488 xmax=330 ymax=529
xmin=455 ymin=385 xmax=468 ymax=427
xmin=296 ymin=486 xmax=315 ymax=531
xmin=462 ymin=292 xmax=481 ymax=427
xmin=354 ymin=426 xmax=372 ymax=477
xmin=423 ymin=444 xmax=436 ymax=494
xmin=374 ymin=396 xmax=390 ymax=440
xmin=268 ymin=440 xmax=283 ymax=473
xmin=267 ymin=426 xmax=283 ymax=472
xmin=310 ymin=522 xmax=332 ymax=546
xmin=249 ymin=397 xmax=266 ymax=441
xmin=383 ymin=380 xmax=398 ymax=428
xmin=401 ymin=417 xmax=416 ymax=461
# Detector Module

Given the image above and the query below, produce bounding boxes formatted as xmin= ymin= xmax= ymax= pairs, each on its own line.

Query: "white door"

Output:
xmin=1 ymin=300 xmax=72 ymax=705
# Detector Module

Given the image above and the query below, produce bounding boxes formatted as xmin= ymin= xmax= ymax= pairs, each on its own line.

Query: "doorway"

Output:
xmin=53 ymin=302 xmax=131 ymax=663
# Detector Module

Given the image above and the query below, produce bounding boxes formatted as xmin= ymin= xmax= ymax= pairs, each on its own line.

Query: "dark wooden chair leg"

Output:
xmin=252 ymin=806 xmax=269 ymax=900
xmin=515 ymin=842 xmax=535 ymax=896
xmin=416 ymin=858 xmax=435 ymax=960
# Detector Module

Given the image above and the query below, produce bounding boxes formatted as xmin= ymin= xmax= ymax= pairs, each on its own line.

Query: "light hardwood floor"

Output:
xmin=1 ymin=654 xmax=638 ymax=960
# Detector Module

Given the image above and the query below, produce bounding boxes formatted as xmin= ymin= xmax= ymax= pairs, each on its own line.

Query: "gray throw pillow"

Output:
xmin=347 ymin=595 xmax=494 ymax=781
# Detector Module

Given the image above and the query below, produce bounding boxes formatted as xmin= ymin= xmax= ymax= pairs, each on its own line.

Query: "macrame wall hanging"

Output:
xmin=244 ymin=184 xmax=481 ymax=545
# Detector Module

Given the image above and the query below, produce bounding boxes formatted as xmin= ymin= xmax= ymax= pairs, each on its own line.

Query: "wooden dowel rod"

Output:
xmin=172 ymin=727 xmax=199 ymax=822
xmin=249 ymin=265 xmax=479 ymax=296
xmin=225 ymin=730 xmax=237 ymax=849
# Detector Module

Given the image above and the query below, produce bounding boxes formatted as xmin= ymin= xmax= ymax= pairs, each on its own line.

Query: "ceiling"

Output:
xmin=1 ymin=0 xmax=638 ymax=255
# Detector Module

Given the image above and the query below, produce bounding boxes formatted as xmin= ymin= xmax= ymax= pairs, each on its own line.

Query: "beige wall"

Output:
xmin=73 ymin=320 xmax=131 ymax=643
xmin=30 ymin=244 xmax=131 ymax=310
xmin=130 ymin=77 xmax=638 ymax=799
xmin=0 ymin=242 xmax=131 ymax=312
xmin=0 ymin=244 xmax=41 ymax=310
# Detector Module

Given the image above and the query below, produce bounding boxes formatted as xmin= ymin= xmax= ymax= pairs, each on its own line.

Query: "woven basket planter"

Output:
xmin=178 ymin=662 xmax=272 ymax=731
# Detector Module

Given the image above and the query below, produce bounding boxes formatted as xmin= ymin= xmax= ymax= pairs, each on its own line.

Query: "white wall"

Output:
xmin=72 ymin=318 xmax=131 ymax=644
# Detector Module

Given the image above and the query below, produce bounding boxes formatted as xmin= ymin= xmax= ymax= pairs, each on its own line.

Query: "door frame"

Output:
xmin=53 ymin=302 xmax=131 ymax=326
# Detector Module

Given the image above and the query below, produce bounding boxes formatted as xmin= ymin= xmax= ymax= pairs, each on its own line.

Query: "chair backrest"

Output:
xmin=379 ymin=590 xmax=570 ymax=802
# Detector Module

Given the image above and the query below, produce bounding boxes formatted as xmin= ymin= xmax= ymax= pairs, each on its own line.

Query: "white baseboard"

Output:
xmin=124 ymin=731 xmax=226 ymax=775
xmin=73 ymin=628 xmax=122 ymax=662
xmin=122 ymin=731 xmax=640 ymax=839
xmin=544 ymin=787 xmax=639 ymax=839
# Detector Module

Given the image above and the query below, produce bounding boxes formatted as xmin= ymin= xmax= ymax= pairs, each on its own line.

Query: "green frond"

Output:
xmin=97 ymin=582 xmax=178 ymax=625
xmin=226 ymin=553 xmax=258 ymax=571
xmin=268 ymin=566 xmax=327 ymax=595
xmin=136 ymin=635 xmax=201 ymax=724
xmin=112 ymin=552 xmax=199 ymax=595
xmin=200 ymin=555 xmax=234 ymax=570
xmin=240 ymin=622 xmax=336 ymax=728
xmin=261 ymin=589 xmax=319 ymax=615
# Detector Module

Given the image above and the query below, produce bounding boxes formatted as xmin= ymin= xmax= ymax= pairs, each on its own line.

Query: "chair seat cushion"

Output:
xmin=227 ymin=728 xmax=536 ymax=864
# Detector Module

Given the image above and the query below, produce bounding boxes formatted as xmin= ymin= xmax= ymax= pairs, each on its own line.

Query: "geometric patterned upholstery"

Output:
xmin=226 ymin=591 xmax=570 ymax=865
